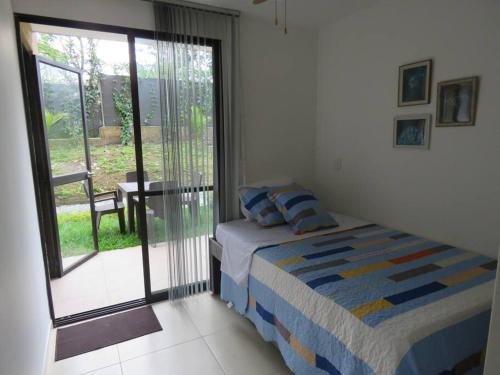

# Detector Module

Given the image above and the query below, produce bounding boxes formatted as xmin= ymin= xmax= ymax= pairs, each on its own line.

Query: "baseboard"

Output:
xmin=42 ymin=320 xmax=53 ymax=375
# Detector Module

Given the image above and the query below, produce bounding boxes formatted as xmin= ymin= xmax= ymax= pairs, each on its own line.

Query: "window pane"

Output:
xmin=39 ymin=62 xmax=87 ymax=177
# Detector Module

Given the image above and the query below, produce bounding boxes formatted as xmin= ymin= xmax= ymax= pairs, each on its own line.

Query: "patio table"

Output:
xmin=117 ymin=181 xmax=213 ymax=233
xmin=117 ymin=181 xmax=158 ymax=233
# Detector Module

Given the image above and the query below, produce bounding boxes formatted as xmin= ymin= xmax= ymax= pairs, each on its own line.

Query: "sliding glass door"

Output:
xmin=17 ymin=13 xmax=222 ymax=325
xmin=132 ymin=36 xmax=216 ymax=297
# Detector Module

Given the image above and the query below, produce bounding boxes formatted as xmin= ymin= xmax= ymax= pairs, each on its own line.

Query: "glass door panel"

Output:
xmin=53 ymin=181 xmax=96 ymax=271
xmin=37 ymin=57 xmax=98 ymax=275
xmin=134 ymin=37 xmax=215 ymax=295
xmin=134 ymin=37 xmax=168 ymax=293
xmin=23 ymin=22 xmax=151 ymax=323
xmin=39 ymin=62 xmax=87 ymax=176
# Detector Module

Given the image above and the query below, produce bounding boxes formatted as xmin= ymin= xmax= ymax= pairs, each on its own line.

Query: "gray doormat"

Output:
xmin=55 ymin=306 xmax=162 ymax=361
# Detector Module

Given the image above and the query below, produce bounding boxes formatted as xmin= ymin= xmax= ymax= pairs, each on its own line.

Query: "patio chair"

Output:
xmin=142 ymin=181 xmax=179 ymax=247
xmin=182 ymin=172 xmax=203 ymax=221
xmin=82 ymin=180 xmax=125 ymax=234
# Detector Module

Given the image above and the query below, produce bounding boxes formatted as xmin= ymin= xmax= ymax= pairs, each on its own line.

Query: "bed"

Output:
xmin=213 ymin=213 xmax=496 ymax=375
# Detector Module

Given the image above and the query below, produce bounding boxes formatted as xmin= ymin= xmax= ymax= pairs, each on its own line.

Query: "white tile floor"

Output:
xmin=45 ymin=293 xmax=292 ymax=375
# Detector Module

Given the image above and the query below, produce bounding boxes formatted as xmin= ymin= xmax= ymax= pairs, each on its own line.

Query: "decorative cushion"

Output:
xmin=238 ymin=186 xmax=285 ymax=227
xmin=269 ymin=189 xmax=338 ymax=234
xmin=267 ymin=184 xmax=303 ymax=202
xmin=239 ymin=177 xmax=294 ymax=220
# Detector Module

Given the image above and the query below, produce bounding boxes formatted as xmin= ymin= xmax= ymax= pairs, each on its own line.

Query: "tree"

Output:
xmin=37 ymin=34 xmax=103 ymax=134
xmin=85 ymin=39 xmax=103 ymax=131
xmin=44 ymin=110 xmax=67 ymax=131
xmin=38 ymin=34 xmax=68 ymax=63
xmin=112 ymin=76 xmax=133 ymax=145
xmin=64 ymin=36 xmax=83 ymax=70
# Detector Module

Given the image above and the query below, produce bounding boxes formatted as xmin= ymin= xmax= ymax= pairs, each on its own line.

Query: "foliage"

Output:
xmin=44 ymin=110 xmax=67 ymax=130
xmin=112 ymin=77 xmax=133 ymax=145
xmin=58 ymin=209 xmax=141 ymax=256
xmin=144 ymin=83 xmax=159 ymax=125
xmin=65 ymin=120 xmax=83 ymax=146
xmin=137 ymin=64 xmax=158 ymax=79
xmin=112 ymin=62 xmax=129 ymax=76
xmin=114 ymin=62 xmax=159 ymax=128
xmin=64 ymin=36 xmax=84 ymax=69
xmin=85 ymin=39 xmax=103 ymax=131
xmin=50 ymin=143 xmax=213 ymax=205
xmin=136 ymin=42 xmax=158 ymax=79
xmin=37 ymin=34 xmax=103 ymax=132
xmin=38 ymin=34 xmax=68 ymax=63
xmin=190 ymin=105 xmax=207 ymax=138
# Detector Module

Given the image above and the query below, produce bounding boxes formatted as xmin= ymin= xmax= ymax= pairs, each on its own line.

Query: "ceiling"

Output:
xmin=189 ymin=0 xmax=376 ymax=30
xmin=29 ymin=23 xmax=128 ymax=41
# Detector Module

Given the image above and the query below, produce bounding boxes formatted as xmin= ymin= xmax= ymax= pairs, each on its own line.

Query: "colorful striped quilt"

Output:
xmin=221 ymin=223 xmax=496 ymax=374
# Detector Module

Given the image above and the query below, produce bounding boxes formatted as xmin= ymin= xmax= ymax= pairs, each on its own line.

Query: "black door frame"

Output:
xmin=14 ymin=13 xmax=222 ymax=327
xmin=34 ymin=56 xmax=99 ymax=278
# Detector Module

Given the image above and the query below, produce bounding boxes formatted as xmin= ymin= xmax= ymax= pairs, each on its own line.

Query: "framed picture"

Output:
xmin=393 ymin=114 xmax=431 ymax=149
xmin=436 ymin=76 xmax=479 ymax=127
xmin=398 ymin=59 xmax=432 ymax=106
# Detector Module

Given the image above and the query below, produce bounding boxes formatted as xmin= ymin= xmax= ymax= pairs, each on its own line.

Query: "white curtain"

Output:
xmin=154 ymin=2 xmax=242 ymax=299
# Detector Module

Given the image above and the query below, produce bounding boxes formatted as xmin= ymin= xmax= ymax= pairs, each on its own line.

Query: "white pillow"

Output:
xmin=239 ymin=177 xmax=294 ymax=220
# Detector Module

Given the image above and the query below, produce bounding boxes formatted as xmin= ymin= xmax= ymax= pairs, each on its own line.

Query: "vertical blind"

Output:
xmin=153 ymin=2 xmax=242 ymax=299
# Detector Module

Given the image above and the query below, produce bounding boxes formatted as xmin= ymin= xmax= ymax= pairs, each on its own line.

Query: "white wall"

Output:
xmin=240 ymin=16 xmax=317 ymax=186
xmin=12 ymin=0 xmax=318 ymax=188
xmin=0 ymin=0 xmax=51 ymax=374
xmin=315 ymin=0 xmax=500 ymax=257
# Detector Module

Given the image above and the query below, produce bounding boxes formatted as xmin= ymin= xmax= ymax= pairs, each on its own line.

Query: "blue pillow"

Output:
xmin=269 ymin=189 xmax=338 ymax=234
xmin=238 ymin=186 xmax=285 ymax=227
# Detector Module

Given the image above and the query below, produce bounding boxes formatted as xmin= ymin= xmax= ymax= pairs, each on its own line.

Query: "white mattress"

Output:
xmin=217 ymin=212 xmax=369 ymax=286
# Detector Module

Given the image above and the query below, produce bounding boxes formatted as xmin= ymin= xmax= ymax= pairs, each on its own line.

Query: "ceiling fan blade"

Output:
xmin=253 ymin=0 xmax=268 ymax=4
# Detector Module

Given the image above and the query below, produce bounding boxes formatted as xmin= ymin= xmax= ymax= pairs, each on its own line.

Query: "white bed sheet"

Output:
xmin=217 ymin=212 xmax=369 ymax=286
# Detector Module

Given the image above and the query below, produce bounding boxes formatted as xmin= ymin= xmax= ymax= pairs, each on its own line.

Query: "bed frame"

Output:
xmin=209 ymin=237 xmax=223 ymax=295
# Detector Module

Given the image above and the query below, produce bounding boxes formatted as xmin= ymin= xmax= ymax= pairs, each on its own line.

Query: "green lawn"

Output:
xmin=49 ymin=142 xmax=213 ymax=206
xmin=50 ymin=140 xmax=214 ymax=256
xmin=58 ymin=209 xmax=141 ymax=257
xmin=58 ymin=205 xmax=213 ymax=258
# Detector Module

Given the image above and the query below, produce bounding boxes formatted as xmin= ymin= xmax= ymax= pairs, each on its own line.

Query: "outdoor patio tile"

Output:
xmin=51 ymin=247 xmax=144 ymax=317
xmin=52 ymin=278 xmax=107 ymax=302
xmin=54 ymin=294 xmax=110 ymax=318
xmin=51 ymin=257 xmax=106 ymax=302
xmin=106 ymin=286 xmax=145 ymax=306
xmin=103 ymin=266 xmax=144 ymax=286
xmin=99 ymin=246 xmax=142 ymax=268
xmin=51 ymin=243 xmax=210 ymax=319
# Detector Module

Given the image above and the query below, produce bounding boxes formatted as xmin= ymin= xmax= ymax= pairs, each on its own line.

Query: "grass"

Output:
xmin=50 ymin=140 xmax=214 ymax=255
xmin=49 ymin=142 xmax=213 ymax=206
xmin=58 ymin=205 xmax=213 ymax=258
xmin=58 ymin=209 xmax=140 ymax=257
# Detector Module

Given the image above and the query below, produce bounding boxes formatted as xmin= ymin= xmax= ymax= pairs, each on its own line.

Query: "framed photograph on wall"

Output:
xmin=393 ymin=114 xmax=431 ymax=149
xmin=398 ymin=59 xmax=432 ymax=106
xmin=436 ymin=76 xmax=479 ymax=127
